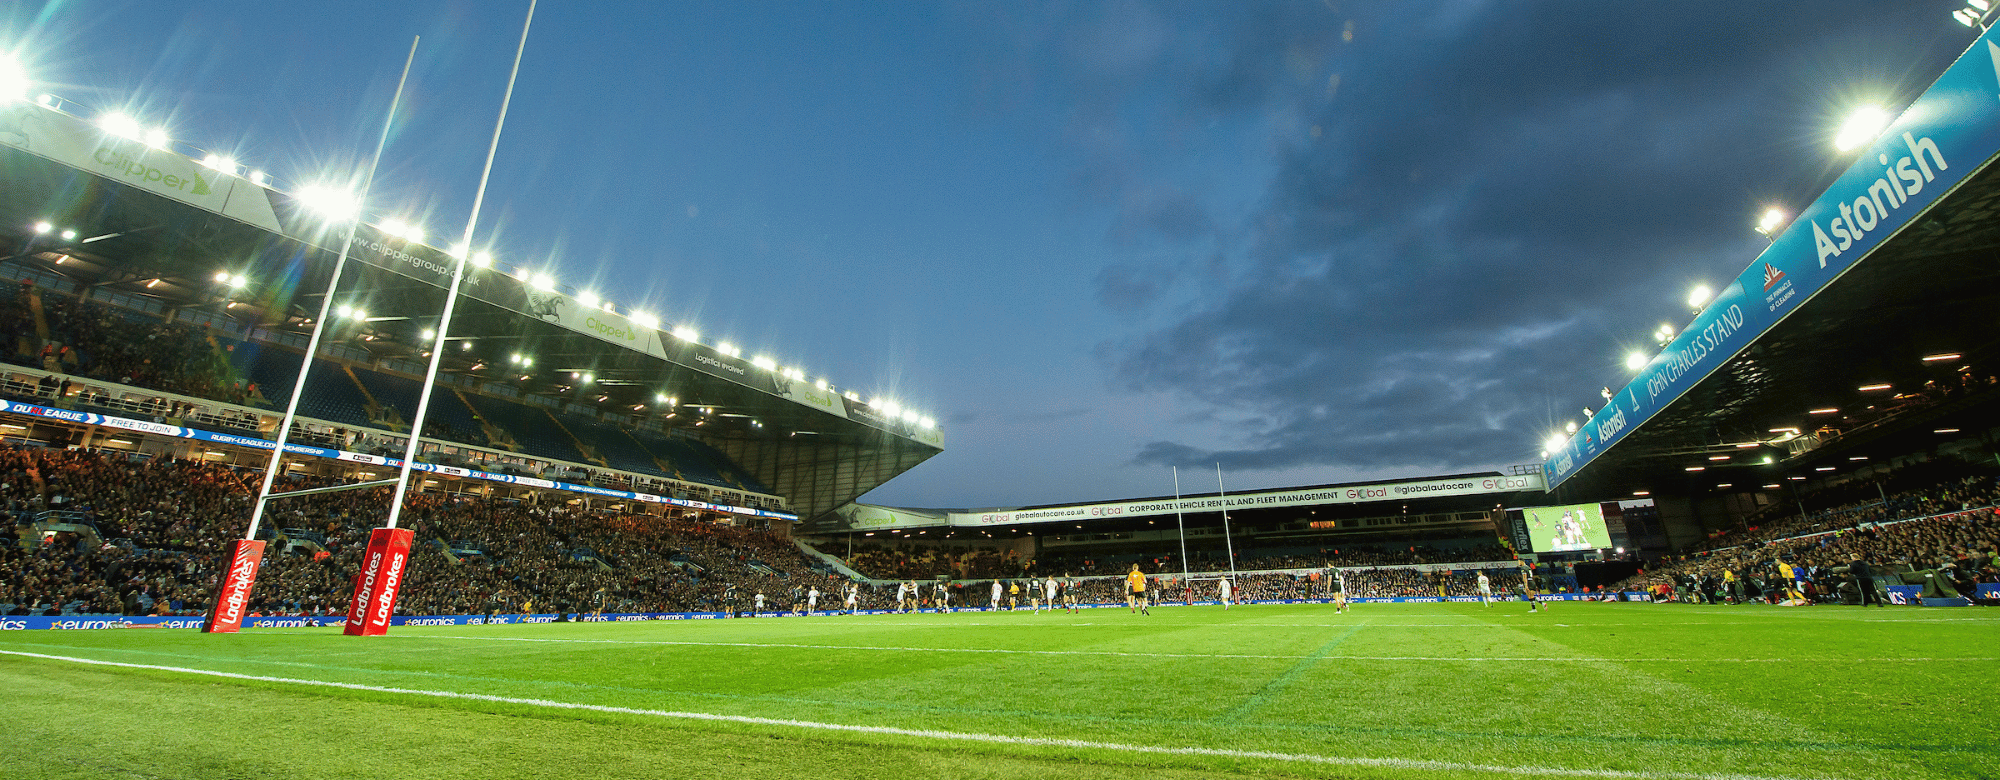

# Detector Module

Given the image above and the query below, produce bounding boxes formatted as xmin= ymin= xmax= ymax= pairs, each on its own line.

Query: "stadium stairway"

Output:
xmin=792 ymin=539 xmax=866 ymax=580
xmin=539 ymin=410 xmax=610 ymax=468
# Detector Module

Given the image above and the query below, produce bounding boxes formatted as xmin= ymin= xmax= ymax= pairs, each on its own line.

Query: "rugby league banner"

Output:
xmin=201 ymin=539 xmax=266 ymax=634
xmin=343 ymin=528 xmax=415 ymax=637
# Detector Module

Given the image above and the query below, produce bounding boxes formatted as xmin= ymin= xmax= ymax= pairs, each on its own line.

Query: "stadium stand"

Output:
xmin=0 ymin=274 xmax=783 ymax=507
xmin=1613 ymin=469 xmax=2000 ymax=603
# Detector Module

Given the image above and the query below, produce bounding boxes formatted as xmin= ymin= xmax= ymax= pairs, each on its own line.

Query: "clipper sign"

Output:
xmin=1545 ymin=29 xmax=2000 ymax=489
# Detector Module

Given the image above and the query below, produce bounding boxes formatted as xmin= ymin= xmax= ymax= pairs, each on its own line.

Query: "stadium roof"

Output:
xmin=1547 ymin=163 xmax=2000 ymax=502
xmin=0 ymin=98 xmax=941 ymax=521
xmin=1541 ymin=26 xmax=2000 ymax=503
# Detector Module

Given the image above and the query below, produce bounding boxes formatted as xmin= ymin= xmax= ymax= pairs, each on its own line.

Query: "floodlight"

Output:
xmin=32 ymin=221 xmax=51 ymax=234
xmin=420 ymin=329 xmax=436 ymax=340
xmin=229 ymin=273 xmax=247 ymax=288
xmin=201 ymin=154 xmax=236 ymax=175
xmin=577 ymin=291 xmax=599 ymax=309
xmin=215 ymin=270 xmax=232 ymax=283
xmin=632 ymin=312 xmax=660 ymax=330
xmin=1957 ymin=7 xmax=1981 ymax=25
xmin=97 ymin=112 xmax=143 ymax=140
xmin=752 ymin=355 xmax=776 ymax=371
xmin=248 ymin=170 xmax=268 ymax=186
xmin=1687 ymin=284 xmax=1712 ymax=310
xmin=920 ymin=416 xmax=936 ymax=428
xmin=1543 ymin=433 xmax=1565 ymax=453
xmin=142 ymin=127 xmax=169 ymax=150
xmin=1563 ymin=420 xmax=1577 ymax=434
xmin=530 ymin=271 xmax=555 ymax=292
xmin=717 ymin=341 xmax=738 ymax=357
xmin=336 ymin=304 xmax=355 ymax=318
xmin=1755 ymin=207 xmax=1785 ymax=235
xmin=1972 ymin=0 xmax=1991 ymax=12
xmin=472 ymin=251 xmax=493 ymax=268
xmin=1834 ymin=105 xmax=1890 ymax=152
xmin=1625 ymin=351 xmax=1646 ymax=371
xmin=57 ymin=229 xmax=75 ymax=241
xmin=672 ymin=326 xmax=699 ymax=342
xmin=295 ymin=184 xmax=361 ymax=222
xmin=0 ymin=53 xmax=28 ymax=102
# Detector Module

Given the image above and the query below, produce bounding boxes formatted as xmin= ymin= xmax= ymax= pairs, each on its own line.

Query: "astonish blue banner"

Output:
xmin=1546 ymin=29 xmax=2000 ymax=489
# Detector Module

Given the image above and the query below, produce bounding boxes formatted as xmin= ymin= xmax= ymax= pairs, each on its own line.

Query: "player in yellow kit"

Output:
xmin=1126 ymin=564 xmax=1149 ymax=615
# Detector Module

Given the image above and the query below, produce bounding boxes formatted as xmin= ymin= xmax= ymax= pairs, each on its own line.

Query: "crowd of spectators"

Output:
xmin=1614 ymin=471 xmax=2000 ymax=603
xmin=0 ymin=282 xmax=256 ymax=407
xmin=0 ymin=444 xmax=839 ymax=618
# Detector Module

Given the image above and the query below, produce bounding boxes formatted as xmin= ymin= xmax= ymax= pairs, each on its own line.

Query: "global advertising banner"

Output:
xmin=1544 ymin=27 xmax=2000 ymax=489
xmin=1519 ymin=503 xmax=1613 ymax=553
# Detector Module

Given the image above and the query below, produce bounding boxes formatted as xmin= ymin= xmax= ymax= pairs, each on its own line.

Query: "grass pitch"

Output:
xmin=2 ymin=602 xmax=1994 ymax=780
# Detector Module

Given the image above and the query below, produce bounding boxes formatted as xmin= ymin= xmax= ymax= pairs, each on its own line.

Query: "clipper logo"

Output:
xmin=584 ymin=316 xmax=637 ymax=342
xmin=93 ymin=148 xmax=212 ymax=195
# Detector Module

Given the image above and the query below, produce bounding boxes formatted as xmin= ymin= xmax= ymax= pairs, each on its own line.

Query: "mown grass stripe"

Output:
xmin=0 ymin=649 xmax=1840 ymax=780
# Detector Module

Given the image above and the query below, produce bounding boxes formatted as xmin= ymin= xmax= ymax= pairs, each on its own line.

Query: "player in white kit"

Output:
xmin=806 ymin=586 xmax=819 ymax=616
xmin=844 ymin=583 xmax=859 ymax=614
xmin=1477 ymin=571 xmax=1492 ymax=606
xmin=990 ymin=580 xmax=1003 ymax=611
xmin=1041 ymin=576 xmax=1058 ymax=613
xmin=1218 ymin=577 xmax=1234 ymax=609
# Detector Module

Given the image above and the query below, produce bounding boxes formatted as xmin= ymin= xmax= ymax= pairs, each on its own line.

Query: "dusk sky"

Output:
xmin=3 ymin=2 xmax=1975 ymax=509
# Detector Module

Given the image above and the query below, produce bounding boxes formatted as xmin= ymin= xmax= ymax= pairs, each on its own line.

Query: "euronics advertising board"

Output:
xmin=1519 ymin=503 xmax=1613 ymax=553
xmin=1544 ymin=29 xmax=2000 ymax=489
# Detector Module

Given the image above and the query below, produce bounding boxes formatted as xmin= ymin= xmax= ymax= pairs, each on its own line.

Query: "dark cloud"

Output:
xmin=1094 ymin=262 xmax=1177 ymax=311
xmin=1103 ymin=1 xmax=1966 ymax=474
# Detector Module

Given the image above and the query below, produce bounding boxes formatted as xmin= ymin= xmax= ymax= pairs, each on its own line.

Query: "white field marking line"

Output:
xmin=274 ymin=632 xmax=1996 ymax=664
xmin=0 ymin=649 xmax=1837 ymax=780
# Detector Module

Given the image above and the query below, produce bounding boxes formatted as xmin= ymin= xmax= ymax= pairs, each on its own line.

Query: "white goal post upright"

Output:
xmin=203 ymin=38 xmax=421 ymax=634
xmin=1216 ymin=463 xmax=1238 ymax=586
xmin=1171 ymin=466 xmax=1189 ymax=585
xmin=350 ymin=0 xmax=537 ymax=638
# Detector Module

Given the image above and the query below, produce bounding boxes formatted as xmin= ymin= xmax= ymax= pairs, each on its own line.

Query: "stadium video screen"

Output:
xmin=1520 ymin=503 xmax=1613 ymax=553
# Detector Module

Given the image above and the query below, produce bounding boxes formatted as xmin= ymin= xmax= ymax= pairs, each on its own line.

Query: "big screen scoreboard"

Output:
xmin=1519 ymin=503 xmax=1612 ymax=553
